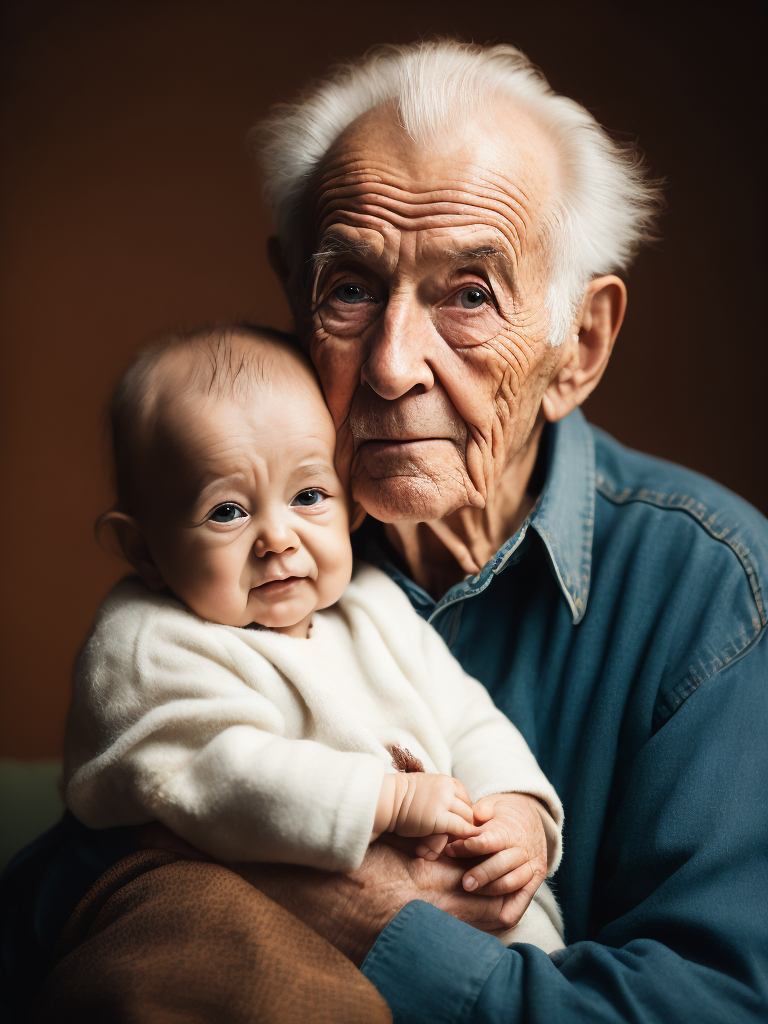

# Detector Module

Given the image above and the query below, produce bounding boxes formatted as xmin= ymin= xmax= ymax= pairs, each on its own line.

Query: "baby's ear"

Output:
xmin=95 ymin=511 xmax=166 ymax=590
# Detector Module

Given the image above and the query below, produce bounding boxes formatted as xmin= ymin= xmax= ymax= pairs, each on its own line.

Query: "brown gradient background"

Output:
xmin=1 ymin=1 xmax=766 ymax=758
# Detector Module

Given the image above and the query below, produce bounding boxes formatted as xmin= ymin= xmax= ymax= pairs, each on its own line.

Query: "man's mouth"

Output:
xmin=357 ymin=437 xmax=451 ymax=455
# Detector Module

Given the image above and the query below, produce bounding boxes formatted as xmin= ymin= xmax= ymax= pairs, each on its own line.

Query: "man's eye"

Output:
xmin=457 ymin=287 xmax=489 ymax=309
xmin=208 ymin=503 xmax=247 ymax=523
xmin=291 ymin=489 xmax=327 ymax=507
xmin=333 ymin=284 xmax=371 ymax=304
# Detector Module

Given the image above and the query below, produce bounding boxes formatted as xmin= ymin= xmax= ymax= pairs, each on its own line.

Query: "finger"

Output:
xmin=469 ymin=862 xmax=535 ymax=897
xmin=415 ymin=834 xmax=449 ymax=860
xmin=498 ymin=873 xmax=545 ymax=928
xmin=450 ymin=797 xmax=475 ymax=824
xmin=447 ymin=826 xmax=512 ymax=858
xmin=462 ymin=849 xmax=530 ymax=892
xmin=452 ymin=778 xmax=473 ymax=807
xmin=472 ymin=795 xmax=498 ymax=824
xmin=443 ymin=838 xmax=476 ymax=858
xmin=446 ymin=813 xmax=479 ymax=838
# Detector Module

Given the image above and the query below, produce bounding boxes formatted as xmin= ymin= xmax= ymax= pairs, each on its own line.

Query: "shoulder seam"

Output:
xmin=653 ymin=622 xmax=767 ymax=730
xmin=596 ymin=475 xmax=766 ymax=628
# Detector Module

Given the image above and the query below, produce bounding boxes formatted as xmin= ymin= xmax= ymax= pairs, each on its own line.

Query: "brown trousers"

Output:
xmin=31 ymin=850 xmax=392 ymax=1024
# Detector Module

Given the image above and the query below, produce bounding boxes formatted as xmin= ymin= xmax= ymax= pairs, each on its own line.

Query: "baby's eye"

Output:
xmin=291 ymin=489 xmax=327 ymax=507
xmin=208 ymin=503 xmax=248 ymax=523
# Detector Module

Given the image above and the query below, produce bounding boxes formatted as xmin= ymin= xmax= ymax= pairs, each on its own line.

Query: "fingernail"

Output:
xmin=464 ymin=876 xmax=478 ymax=891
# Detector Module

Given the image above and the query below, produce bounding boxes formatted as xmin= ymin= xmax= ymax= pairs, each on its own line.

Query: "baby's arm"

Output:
xmin=370 ymin=772 xmax=477 ymax=844
xmin=65 ymin=586 xmax=386 ymax=872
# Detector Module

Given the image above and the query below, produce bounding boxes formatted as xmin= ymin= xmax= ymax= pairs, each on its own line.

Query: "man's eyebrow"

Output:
xmin=444 ymin=244 xmax=509 ymax=267
xmin=310 ymin=235 xmax=374 ymax=276
xmin=441 ymin=243 xmax=517 ymax=287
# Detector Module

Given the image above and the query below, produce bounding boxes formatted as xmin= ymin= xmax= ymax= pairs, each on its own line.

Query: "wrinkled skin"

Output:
xmin=294 ymin=103 xmax=625 ymax=595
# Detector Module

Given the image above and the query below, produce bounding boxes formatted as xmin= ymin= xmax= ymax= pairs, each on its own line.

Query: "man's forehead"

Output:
xmin=313 ymin=222 xmax=519 ymax=280
xmin=312 ymin=100 xmax=558 ymax=259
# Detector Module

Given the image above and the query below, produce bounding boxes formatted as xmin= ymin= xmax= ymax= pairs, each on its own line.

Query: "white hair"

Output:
xmin=251 ymin=40 xmax=660 ymax=345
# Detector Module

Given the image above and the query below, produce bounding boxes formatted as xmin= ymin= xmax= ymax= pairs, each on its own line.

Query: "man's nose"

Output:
xmin=252 ymin=510 xmax=300 ymax=558
xmin=360 ymin=296 xmax=435 ymax=401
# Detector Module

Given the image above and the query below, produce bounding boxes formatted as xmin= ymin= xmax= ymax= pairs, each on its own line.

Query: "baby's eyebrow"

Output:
xmin=295 ymin=463 xmax=335 ymax=478
xmin=194 ymin=471 xmax=249 ymax=499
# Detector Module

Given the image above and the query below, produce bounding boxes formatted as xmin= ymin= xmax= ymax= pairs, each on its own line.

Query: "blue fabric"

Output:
xmin=0 ymin=813 xmax=134 ymax=1022
xmin=358 ymin=409 xmax=768 ymax=1023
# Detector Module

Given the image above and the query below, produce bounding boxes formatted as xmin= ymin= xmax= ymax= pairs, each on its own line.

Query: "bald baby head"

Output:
xmin=101 ymin=323 xmax=352 ymax=635
xmin=110 ymin=325 xmax=319 ymax=515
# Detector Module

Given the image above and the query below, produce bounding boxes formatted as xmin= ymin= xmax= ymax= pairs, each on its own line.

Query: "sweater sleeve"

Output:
xmin=64 ymin=586 xmax=386 ymax=870
xmin=417 ymin=616 xmax=563 ymax=872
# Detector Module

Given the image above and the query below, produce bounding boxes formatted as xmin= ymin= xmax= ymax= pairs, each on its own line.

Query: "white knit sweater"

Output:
xmin=64 ymin=563 xmax=563 ymax=874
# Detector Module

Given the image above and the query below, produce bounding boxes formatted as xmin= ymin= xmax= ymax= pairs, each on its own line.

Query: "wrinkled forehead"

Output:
xmin=311 ymin=100 xmax=560 ymax=265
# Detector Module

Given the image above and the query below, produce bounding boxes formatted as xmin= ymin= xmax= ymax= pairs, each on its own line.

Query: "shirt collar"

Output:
xmin=527 ymin=407 xmax=595 ymax=623
xmin=353 ymin=408 xmax=595 ymax=625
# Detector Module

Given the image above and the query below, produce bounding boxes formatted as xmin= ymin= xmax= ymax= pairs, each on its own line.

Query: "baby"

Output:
xmin=64 ymin=325 xmax=565 ymax=952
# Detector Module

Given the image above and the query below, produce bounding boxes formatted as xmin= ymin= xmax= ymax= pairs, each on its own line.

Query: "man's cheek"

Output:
xmin=439 ymin=348 xmax=508 ymax=450
xmin=311 ymin=334 xmax=361 ymax=427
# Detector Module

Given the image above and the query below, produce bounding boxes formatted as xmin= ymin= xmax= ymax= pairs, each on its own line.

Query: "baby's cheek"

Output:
xmin=174 ymin=547 xmax=248 ymax=622
xmin=318 ymin=533 xmax=354 ymax=607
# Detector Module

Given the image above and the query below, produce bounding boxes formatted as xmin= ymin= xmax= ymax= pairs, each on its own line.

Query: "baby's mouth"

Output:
xmin=251 ymin=576 xmax=306 ymax=597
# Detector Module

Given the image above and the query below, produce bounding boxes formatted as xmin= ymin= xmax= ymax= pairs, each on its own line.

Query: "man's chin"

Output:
xmin=353 ymin=475 xmax=466 ymax=523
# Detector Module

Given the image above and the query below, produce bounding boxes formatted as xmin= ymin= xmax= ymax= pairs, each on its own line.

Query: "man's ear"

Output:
xmin=267 ymin=235 xmax=290 ymax=289
xmin=95 ymin=511 xmax=166 ymax=590
xmin=541 ymin=275 xmax=627 ymax=423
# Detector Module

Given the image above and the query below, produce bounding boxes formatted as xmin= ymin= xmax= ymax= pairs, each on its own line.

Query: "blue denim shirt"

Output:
xmin=355 ymin=409 xmax=768 ymax=1024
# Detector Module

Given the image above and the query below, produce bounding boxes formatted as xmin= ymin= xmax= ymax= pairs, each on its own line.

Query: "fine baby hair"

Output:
xmin=106 ymin=324 xmax=310 ymax=516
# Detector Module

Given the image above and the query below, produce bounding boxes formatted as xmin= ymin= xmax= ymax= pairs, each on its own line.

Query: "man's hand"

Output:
xmin=445 ymin=792 xmax=549 ymax=927
xmin=230 ymin=836 xmax=513 ymax=966
xmin=131 ymin=793 xmax=549 ymax=965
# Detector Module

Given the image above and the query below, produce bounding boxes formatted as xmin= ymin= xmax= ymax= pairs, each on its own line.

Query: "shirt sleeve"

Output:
xmin=362 ymin=640 xmax=768 ymax=1023
xmin=64 ymin=591 xmax=386 ymax=871
xmin=417 ymin=615 xmax=563 ymax=871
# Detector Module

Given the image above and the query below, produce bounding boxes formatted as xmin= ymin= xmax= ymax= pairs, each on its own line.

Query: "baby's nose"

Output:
xmin=252 ymin=517 xmax=300 ymax=557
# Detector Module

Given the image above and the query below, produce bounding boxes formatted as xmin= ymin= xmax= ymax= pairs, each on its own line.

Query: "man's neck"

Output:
xmin=384 ymin=419 xmax=546 ymax=600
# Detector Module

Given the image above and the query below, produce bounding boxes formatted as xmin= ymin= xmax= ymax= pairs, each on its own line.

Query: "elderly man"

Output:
xmin=247 ymin=39 xmax=767 ymax=1019
xmin=4 ymin=39 xmax=767 ymax=1024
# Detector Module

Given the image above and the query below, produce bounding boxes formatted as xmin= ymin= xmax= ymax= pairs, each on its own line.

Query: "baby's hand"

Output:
xmin=372 ymin=773 xmax=477 ymax=846
xmin=446 ymin=793 xmax=548 ymax=906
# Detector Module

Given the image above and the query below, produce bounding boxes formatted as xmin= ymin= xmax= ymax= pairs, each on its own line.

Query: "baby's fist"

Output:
xmin=373 ymin=773 xmax=476 ymax=842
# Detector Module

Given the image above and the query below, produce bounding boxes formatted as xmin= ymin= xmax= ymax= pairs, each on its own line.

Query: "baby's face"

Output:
xmin=138 ymin=359 xmax=353 ymax=638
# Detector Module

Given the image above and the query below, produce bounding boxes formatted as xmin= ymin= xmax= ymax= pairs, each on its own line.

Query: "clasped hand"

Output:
xmin=373 ymin=772 xmax=548 ymax=916
xmin=132 ymin=779 xmax=549 ymax=965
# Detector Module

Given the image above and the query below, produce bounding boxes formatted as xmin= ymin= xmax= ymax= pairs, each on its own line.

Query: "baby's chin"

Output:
xmin=170 ymin=591 xmax=303 ymax=631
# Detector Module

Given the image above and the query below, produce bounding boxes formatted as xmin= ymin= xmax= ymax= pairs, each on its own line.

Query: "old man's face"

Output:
xmin=306 ymin=103 xmax=568 ymax=523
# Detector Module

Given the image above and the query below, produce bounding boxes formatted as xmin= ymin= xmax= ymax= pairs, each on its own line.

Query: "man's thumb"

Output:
xmin=472 ymin=796 xmax=496 ymax=823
